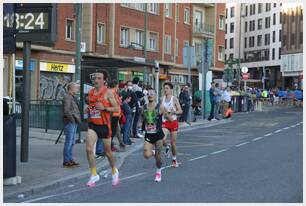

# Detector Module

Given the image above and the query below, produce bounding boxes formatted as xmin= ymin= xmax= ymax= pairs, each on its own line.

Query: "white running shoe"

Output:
xmin=112 ymin=169 xmax=120 ymax=186
xmin=86 ymin=174 xmax=100 ymax=187
xmin=155 ymin=172 xmax=162 ymax=182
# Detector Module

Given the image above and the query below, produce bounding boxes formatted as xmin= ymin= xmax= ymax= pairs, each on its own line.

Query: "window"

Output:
xmin=149 ymin=32 xmax=157 ymax=51
xmin=230 ymin=38 xmax=234 ymax=49
xmin=225 ymin=23 xmax=227 ymax=34
xmin=165 ymin=35 xmax=171 ymax=54
xmin=300 ymin=31 xmax=303 ymax=44
xmin=230 ymin=7 xmax=234 ymax=17
xmin=244 ymin=37 xmax=247 ymax=48
xmin=195 ymin=43 xmax=201 ymax=57
xmin=272 ymin=48 xmax=275 ymax=60
xmin=280 ymin=12 xmax=282 ymax=24
xmin=291 ymin=34 xmax=295 ymax=45
xmin=265 ymin=33 xmax=270 ymax=45
xmin=176 ymin=4 xmax=179 ymax=22
xmin=245 ymin=22 xmax=248 ymax=32
xmin=225 ymin=54 xmax=227 ymax=61
xmin=279 ymin=30 xmax=282 ymax=42
xmin=184 ymin=40 xmax=189 ymax=47
xmin=230 ymin=22 xmax=234 ymax=33
xmin=226 ymin=8 xmax=228 ymax=18
xmin=120 ymin=27 xmax=129 ymax=46
xmin=219 ymin=15 xmax=225 ymax=30
xmin=218 ymin=46 xmax=225 ymax=61
xmin=272 ymin=31 xmax=275 ymax=43
xmin=249 ymin=36 xmax=255 ymax=47
xmin=225 ymin=39 xmax=227 ymax=49
xmin=279 ymin=48 xmax=281 ymax=59
xmin=165 ymin=3 xmax=172 ymax=18
xmin=66 ymin=19 xmax=74 ymax=40
xmin=264 ymin=50 xmax=269 ymax=59
xmin=97 ymin=23 xmax=105 ymax=44
xmin=266 ymin=3 xmax=271 ymax=12
xmin=273 ymin=3 xmax=276 ymax=7
xmin=229 ymin=53 xmax=234 ymax=59
xmin=257 ymin=35 xmax=262 ymax=46
xmin=258 ymin=3 xmax=262 ymax=13
xmin=258 ymin=19 xmax=263 ymax=30
xmin=148 ymin=3 xmax=159 ymax=14
xmin=250 ymin=4 xmax=256 ymax=15
xmin=135 ymin=3 xmax=145 ymax=11
xmin=283 ymin=35 xmax=287 ymax=46
xmin=175 ymin=38 xmax=178 ymax=56
xmin=135 ymin=30 xmax=144 ymax=48
xmin=245 ymin=5 xmax=248 ymax=16
xmin=184 ymin=7 xmax=190 ymax=24
xmin=249 ymin=20 xmax=255 ymax=31
xmin=273 ymin=13 xmax=276 ymax=25
xmin=265 ymin=17 xmax=270 ymax=28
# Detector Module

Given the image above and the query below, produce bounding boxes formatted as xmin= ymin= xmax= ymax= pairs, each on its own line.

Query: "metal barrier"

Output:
xmin=15 ymin=100 xmax=64 ymax=132
xmin=231 ymin=95 xmax=254 ymax=113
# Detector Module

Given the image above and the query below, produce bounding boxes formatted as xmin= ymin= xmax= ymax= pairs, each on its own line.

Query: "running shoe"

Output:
xmin=154 ymin=172 xmax=162 ymax=182
xmin=172 ymin=159 xmax=179 ymax=168
xmin=86 ymin=174 xmax=100 ymax=187
xmin=112 ymin=169 xmax=120 ymax=186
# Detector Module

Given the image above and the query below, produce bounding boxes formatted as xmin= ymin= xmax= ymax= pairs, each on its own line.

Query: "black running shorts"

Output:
xmin=88 ymin=122 xmax=109 ymax=139
xmin=144 ymin=130 xmax=164 ymax=144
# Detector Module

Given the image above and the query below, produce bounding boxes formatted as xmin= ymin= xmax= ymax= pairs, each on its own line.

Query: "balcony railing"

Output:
xmin=240 ymin=56 xmax=269 ymax=63
xmin=193 ymin=23 xmax=215 ymax=35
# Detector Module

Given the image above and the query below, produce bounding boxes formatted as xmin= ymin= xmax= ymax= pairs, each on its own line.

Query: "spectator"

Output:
xmin=220 ymin=87 xmax=232 ymax=118
xmin=179 ymin=84 xmax=191 ymax=125
xmin=208 ymin=82 xmax=216 ymax=121
xmin=62 ymin=82 xmax=81 ymax=168
xmin=122 ymin=92 xmax=133 ymax=145
xmin=131 ymin=77 xmax=144 ymax=139
xmin=213 ymin=83 xmax=222 ymax=120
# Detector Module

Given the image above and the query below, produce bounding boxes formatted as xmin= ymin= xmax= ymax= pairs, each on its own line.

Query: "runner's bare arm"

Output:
xmin=159 ymin=97 xmax=167 ymax=115
xmin=173 ymin=97 xmax=183 ymax=114
xmin=105 ymin=90 xmax=119 ymax=112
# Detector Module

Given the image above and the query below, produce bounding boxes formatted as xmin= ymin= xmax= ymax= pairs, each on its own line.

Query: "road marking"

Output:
xmin=210 ymin=149 xmax=228 ymax=155
xmin=290 ymin=125 xmax=296 ymax=128
xmin=235 ymin=142 xmax=250 ymax=147
xmin=274 ymin=129 xmax=282 ymax=133
xmin=188 ymin=155 xmax=208 ymax=162
xmin=283 ymin=127 xmax=290 ymax=130
xmin=264 ymin=133 xmax=273 ymax=137
xmin=252 ymin=137 xmax=264 ymax=142
xmin=23 ymin=172 xmax=146 ymax=203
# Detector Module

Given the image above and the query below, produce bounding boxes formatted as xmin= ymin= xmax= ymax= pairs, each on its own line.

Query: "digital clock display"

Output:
xmin=3 ymin=12 xmax=49 ymax=31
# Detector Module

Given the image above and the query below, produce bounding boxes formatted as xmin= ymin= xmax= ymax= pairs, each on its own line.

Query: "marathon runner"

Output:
xmin=85 ymin=72 xmax=120 ymax=187
xmin=143 ymin=89 xmax=164 ymax=182
xmin=160 ymin=82 xmax=182 ymax=168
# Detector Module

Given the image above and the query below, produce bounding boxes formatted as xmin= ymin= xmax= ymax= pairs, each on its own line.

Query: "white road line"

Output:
xmin=235 ymin=142 xmax=250 ymax=147
xmin=264 ymin=133 xmax=273 ymax=137
xmin=274 ymin=129 xmax=282 ymax=133
xmin=252 ymin=137 xmax=264 ymax=142
xmin=188 ymin=155 xmax=208 ymax=162
xmin=210 ymin=149 xmax=228 ymax=155
xmin=23 ymin=172 xmax=146 ymax=203
xmin=290 ymin=125 xmax=296 ymax=128
xmin=283 ymin=127 xmax=290 ymax=130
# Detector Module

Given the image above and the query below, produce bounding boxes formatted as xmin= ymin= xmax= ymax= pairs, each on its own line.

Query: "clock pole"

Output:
xmin=20 ymin=41 xmax=31 ymax=162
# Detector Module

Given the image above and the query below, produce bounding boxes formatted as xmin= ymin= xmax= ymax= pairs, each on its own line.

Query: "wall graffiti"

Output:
xmin=40 ymin=72 xmax=72 ymax=100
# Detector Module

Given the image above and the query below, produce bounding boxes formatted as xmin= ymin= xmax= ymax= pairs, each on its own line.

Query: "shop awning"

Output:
xmin=81 ymin=56 xmax=154 ymax=70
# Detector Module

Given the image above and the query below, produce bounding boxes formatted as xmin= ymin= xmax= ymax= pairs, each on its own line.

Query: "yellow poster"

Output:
xmin=46 ymin=63 xmax=69 ymax=73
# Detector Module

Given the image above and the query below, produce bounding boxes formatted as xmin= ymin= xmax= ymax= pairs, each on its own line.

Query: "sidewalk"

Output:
xmin=4 ymin=118 xmax=231 ymax=201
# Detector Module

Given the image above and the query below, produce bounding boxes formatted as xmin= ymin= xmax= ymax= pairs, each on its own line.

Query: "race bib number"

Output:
xmin=146 ymin=124 xmax=157 ymax=134
xmin=89 ymin=107 xmax=101 ymax=119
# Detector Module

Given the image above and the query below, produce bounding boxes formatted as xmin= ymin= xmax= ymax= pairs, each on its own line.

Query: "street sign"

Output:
xmin=183 ymin=47 xmax=196 ymax=68
xmin=241 ymin=66 xmax=248 ymax=74
xmin=242 ymin=73 xmax=250 ymax=80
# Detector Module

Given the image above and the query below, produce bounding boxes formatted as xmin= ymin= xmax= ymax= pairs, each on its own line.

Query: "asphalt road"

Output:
xmin=19 ymin=107 xmax=303 ymax=203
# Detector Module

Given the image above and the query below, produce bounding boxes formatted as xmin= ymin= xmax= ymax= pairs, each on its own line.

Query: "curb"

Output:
xmin=4 ymin=119 xmax=232 ymax=201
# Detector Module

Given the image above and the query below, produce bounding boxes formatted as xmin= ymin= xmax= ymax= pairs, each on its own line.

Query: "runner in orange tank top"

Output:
xmin=85 ymin=72 xmax=120 ymax=187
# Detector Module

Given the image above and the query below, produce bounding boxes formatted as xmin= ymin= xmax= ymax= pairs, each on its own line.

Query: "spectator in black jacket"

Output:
xmin=179 ymin=84 xmax=191 ymax=124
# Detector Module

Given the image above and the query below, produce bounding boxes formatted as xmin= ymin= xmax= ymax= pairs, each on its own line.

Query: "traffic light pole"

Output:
xmin=21 ymin=41 xmax=31 ymax=162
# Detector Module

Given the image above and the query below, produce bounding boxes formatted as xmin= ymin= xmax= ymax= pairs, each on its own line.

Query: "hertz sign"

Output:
xmin=40 ymin=62 xmax=75 ymax=73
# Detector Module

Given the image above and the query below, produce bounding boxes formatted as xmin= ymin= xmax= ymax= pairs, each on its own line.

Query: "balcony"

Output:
xmin=240 ymin=56 xmax=270 ymax=63
xmin=192 ymin=23 xmax=215 ymax=37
